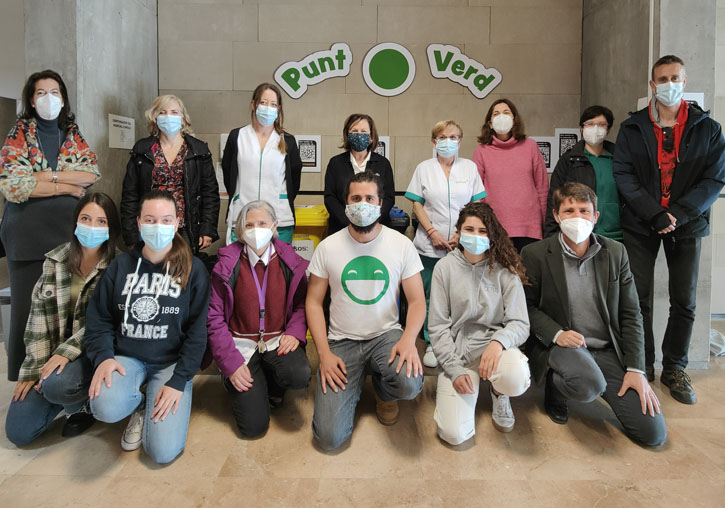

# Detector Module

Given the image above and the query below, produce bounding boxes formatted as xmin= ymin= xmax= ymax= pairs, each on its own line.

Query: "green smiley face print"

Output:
xmin=341 ymin=256 xmax=390 ymax=305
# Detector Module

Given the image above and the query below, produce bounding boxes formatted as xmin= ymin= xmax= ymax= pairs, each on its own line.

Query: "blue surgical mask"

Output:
xmin=140 ymin=223 xmax=176 ymax=251
xmin=156 ymin=115 xmax=183 ymax=137
xmin=256 ymin=105 xmax=278 ymax=126
xmin=655 ymin=81 xmax=684 ymax=107
xmin=435 ymin=138 xmax=459 ymax=158
xmin=345 ymin=202 xmax=381 ymax=227
xmin=459 ymin=233 xmax=490 ymax=256
xmin=348 ymin=133 xmax=371 ymax=153
xmin=75 ymin=223 xmax=109 ymax=248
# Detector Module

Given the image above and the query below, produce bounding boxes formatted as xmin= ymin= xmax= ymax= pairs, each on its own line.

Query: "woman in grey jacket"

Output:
xmin=428 ymin=202 xmax=531 ymax=445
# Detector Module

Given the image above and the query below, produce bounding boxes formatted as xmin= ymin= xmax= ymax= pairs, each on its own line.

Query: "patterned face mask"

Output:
xmin=345 ymin=202 xmax=381 ymax=227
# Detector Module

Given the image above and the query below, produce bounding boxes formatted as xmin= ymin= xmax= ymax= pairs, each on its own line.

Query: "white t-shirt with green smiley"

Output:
xmin=309 ymin=225 xmax=423 ymax=341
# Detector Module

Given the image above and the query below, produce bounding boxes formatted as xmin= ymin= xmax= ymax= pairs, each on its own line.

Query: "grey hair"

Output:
xmin=234 ymin=200 xmax=278 ymax=242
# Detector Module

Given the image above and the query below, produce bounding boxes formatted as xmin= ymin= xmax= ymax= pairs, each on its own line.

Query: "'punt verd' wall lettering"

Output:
xmin=274 ymin=43 xmax=502 ymax=99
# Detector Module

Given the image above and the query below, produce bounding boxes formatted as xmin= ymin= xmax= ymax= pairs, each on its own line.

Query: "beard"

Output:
xmin=350 ymin=219 xmax=379 ymax=234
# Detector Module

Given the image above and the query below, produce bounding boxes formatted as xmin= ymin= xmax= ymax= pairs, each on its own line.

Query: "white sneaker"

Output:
xmin=121 ymin=409 xmax=144 ymax=451
xmin=491 ymin=389 xmax=514 ymax=433
xmin=423 ymin=345 xmax=438 ymax=368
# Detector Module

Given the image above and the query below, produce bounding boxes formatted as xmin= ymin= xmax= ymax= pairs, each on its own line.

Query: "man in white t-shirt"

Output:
xmin=307 ymin=171 xmax=425 ymax=451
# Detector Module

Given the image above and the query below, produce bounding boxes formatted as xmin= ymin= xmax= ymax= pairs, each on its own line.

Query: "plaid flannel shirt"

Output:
xmin=18 ymin=242 xmax=111 ymax=381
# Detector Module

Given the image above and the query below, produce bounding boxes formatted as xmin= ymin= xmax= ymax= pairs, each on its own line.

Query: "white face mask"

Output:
xmin=559 ymin=217 xmax=594 ymax=244
xmin=35 ymin=93 xmax=63 ymax=121
xmin=582 ymin=125 xmax=607 ymax=147
xmin=491 ymin=114 xmax=514 ymax=135
xmin=243 ymin=227 xmax=273 ymax=251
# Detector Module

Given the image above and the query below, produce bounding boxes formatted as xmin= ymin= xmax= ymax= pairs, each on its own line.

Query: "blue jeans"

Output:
xmin=90 ymin=356 xmax=193 ymax=464
xmin=5 ymin=355 xmax=92 ymax=446
xmin=312 ymin=329 xmax=424 ymax=451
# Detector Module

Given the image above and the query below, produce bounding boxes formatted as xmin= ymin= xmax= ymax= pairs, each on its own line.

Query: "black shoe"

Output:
xmin=545 ymin=369 xmax=568 ymax=424
xmin=646 ymin=365 xmax=655 ymax=383
xmin=61 ymin=409 xmax=96 ymax=438
xmin=661 ymin=369 xmax=697 ymax=405
xmin=269 ymin=393 xmax=284 ymax=410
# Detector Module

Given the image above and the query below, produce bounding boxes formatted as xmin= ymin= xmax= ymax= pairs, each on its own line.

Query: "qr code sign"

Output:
xmin=299 ymin=140 xmax=317 ymax=167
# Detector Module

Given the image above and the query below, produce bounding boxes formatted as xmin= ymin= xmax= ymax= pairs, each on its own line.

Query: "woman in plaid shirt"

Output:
xmin=5 ymin=192 xmax=122 ymax=445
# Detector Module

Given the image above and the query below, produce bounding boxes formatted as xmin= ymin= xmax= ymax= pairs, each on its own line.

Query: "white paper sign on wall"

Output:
xmin=108 ymin=114 xmax=135 ymax=149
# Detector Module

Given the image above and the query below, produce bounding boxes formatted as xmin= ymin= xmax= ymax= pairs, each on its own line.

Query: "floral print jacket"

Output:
xmin=0 ymin=118 xmax=99 ymax=203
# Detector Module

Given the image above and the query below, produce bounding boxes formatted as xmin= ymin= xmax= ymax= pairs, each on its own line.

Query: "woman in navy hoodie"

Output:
xmin=205 ymin=199 xmax=310 ymax=437
xmin=84 ymin=190 xmax=210 ymax=464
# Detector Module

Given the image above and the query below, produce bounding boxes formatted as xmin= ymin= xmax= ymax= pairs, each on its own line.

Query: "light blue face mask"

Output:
xmin=345 ymin=201 xmax=381 ymax=227
xmin=156 ymin=115 xmax=183 ymax=137
xmin=74 ymin=223 xmax=109 ymax=248
xmin=140 ymin=223 xmax=176 ymax=251
xmin=459 ymin=233 xmax=490 ymax=256
xmin=655 ymin=81 xmax=684 ymax=107
xmin=435 ymin=138 xmax=459 ymax=158
xmin=256 ymin=105 xmax=278 ymax=127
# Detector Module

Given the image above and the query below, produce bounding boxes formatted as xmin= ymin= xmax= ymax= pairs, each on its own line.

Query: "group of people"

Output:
xmin=0 ymin=54 xmax=722 ymax=462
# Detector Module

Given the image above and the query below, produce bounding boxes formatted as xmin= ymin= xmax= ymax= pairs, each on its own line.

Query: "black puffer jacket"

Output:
xmin=120 ymin=134 xmax=220 ymax=251
xmin=544 ymin=139 xmax=616 ymax=237
xmin=613 ymin=103 xmax=725 ymax=238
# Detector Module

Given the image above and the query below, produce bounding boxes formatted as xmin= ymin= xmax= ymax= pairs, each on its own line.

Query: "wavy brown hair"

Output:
xmin=139 ymin=190 xmax=193 ymax=289
xmin=476 ymin=98 xmax=527 ymax=145
xmin=456 ymin=201 xmax=528 ymax=284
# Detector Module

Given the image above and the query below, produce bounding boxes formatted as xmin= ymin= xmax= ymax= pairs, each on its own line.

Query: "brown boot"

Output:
xmin=375 ymin=393 xmax=399 ymax=425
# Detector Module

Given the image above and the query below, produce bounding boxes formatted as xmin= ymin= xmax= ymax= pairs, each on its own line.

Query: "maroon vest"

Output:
xmin=229 ymin=250 xmax=286 ymax=340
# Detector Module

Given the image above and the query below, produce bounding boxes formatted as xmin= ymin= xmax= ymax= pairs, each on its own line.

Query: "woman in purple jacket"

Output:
xmin=205 ymin=199 xmax=310 ymax=437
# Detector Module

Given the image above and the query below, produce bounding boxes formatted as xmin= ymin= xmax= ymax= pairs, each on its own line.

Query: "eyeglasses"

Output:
xmin=436 ymin=136 xmax=460 ymax=142
xmin=662 ymin=127 xmax=674 ymax=152
xmin=582 ymin=122 xmax=608 ymax=129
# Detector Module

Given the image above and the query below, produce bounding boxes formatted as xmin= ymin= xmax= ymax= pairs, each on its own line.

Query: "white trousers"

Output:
xmin=434 ymin=349 xmax=530 ymax=445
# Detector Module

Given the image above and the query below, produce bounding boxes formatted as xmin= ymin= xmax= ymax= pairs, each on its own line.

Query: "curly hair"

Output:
xmin=455 ymin=201 xmax=529 ymax=284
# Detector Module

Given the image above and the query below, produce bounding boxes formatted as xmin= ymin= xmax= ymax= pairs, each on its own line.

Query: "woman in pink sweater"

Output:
xmin=472 ymin=99 xmax=548 ymax=252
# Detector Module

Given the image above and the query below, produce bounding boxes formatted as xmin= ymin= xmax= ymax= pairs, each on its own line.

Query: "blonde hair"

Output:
xmin=431 ymin=120 xmax=463 ymax=140
xmin=145 ymin=94 xmax=193 ymax=136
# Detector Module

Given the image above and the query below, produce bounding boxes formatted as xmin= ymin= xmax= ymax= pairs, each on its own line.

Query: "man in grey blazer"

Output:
xmin=521 ymin=182 xmax=666 ymax=446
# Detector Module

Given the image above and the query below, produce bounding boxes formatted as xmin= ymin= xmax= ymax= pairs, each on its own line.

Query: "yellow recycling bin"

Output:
xmin=293 ymin=205 xmax=329 ymax=342
xmin=292 ymin=205 xmax=329 ymax=262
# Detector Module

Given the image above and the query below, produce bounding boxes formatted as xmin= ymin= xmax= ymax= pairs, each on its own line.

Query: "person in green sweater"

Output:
xmin=545 ymin=105 xmax=622 ymax=241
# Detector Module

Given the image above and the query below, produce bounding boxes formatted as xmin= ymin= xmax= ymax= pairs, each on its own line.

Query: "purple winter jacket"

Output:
xmin=203 ymin=238 xmax=309 ymax=377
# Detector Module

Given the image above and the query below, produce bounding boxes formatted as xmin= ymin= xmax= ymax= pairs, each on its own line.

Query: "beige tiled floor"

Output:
xmin=1 ymin=329 xmax=725 ymax=508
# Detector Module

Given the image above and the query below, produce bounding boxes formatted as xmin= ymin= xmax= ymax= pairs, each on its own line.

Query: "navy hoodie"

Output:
xmin=84 ymin=243 xmax=210 ymax=391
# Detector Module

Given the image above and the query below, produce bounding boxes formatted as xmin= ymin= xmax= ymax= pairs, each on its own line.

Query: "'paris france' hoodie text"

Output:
xmin=84 ymin=244 xmax=210 ymax=391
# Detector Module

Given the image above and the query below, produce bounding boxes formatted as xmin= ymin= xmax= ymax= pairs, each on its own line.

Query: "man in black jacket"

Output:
xmin=613 ymin=55 xmax=725 ymax=404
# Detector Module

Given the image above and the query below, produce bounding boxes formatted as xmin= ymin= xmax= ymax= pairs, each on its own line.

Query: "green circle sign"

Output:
xmin=369 ymin=49 xmax=409 ymax=90
xmin=362 ymin=43 xmax=416 ymax=96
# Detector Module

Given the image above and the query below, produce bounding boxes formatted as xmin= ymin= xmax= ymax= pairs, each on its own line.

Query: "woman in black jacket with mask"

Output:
xmin=323 ymin=113 xmax=395 ymax=235
xmin=120 ymin=94 xmax=219 ymax=254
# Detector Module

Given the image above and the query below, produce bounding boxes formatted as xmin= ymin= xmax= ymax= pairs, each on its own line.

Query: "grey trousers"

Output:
xmin=548 ymin=345 xmax=667 ymax=447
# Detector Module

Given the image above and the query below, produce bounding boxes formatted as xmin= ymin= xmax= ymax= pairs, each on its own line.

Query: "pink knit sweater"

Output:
xmin=472 ymin=136 xmax=548 ymax=239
